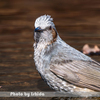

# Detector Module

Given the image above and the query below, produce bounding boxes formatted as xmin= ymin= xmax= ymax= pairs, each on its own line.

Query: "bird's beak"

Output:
xmin=34 ymin=27 xmax=43 ymax=32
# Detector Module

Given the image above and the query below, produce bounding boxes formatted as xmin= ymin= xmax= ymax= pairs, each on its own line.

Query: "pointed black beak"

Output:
xmin=34 ymin=27 xmax=43 ymax=32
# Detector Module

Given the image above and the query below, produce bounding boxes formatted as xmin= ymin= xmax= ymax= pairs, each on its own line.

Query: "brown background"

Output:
xmin=0 ymin=0 xmax=100 ymax=100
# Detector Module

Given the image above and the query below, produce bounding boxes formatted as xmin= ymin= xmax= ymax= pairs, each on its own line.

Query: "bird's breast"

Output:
xmin=34 ymin=43 xmax=52 ymax=75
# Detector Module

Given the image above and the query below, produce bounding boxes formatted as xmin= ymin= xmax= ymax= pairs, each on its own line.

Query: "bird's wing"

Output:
xmin=50 ymin=59 xmax=100 ymax=91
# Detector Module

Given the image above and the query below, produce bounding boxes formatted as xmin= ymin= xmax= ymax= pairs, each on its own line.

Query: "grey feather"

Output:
xmin=34 ymin=15 xmax=100 ymax=92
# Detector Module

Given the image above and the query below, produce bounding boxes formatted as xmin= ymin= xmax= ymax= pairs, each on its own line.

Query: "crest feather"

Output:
xmin=35 ymin=15 xmax=55 ymax=29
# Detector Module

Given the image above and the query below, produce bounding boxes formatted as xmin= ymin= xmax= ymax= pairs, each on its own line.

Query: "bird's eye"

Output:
xmin=49 ymin=26 xmax=52 ymax=30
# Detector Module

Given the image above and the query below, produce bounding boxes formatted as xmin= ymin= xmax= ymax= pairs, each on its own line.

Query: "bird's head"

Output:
xmin=34 ymin=15 xmax=58 ymax=45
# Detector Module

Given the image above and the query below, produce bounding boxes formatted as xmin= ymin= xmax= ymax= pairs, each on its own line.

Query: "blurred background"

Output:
xmin=0 ymin=0 xmax=100 ymax=100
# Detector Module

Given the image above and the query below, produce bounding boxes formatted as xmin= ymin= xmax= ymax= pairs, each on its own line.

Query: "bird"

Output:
xmin=33 ymin=15 xmax=100 ymax=93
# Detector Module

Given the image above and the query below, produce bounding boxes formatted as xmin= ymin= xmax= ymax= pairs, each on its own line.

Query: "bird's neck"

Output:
xmin=34 ymin=41 xmax=50 ymax=51
xmin=34 ymin=35 xmax=61 ymax=49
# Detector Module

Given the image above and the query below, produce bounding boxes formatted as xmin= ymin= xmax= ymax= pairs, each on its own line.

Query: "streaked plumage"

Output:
xmin=33 ymin=15 xmax=100 ymax=93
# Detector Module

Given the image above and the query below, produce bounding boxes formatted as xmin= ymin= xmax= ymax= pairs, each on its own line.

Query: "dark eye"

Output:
xmin=49 ymin=26 xmax=52 ymax=30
